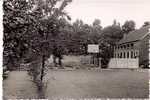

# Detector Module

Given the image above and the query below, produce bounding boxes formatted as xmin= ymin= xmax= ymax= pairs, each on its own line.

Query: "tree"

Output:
xmin=3 ymin=0 xmax=72 ymax=98
xmin=142 ymin=21 xmax=150 ymax=27
xmin=101 ymin=24 xmax=123 ymax=45
xmin=3 ymin=0 xmax=32 ymax=70
xmin=122 ymin=20 xmax=136 ymax=34
xmin=29 ymin=0 xmax=72 ymax=81
xmin=93 ymin=19 xmax=101 ymax=27
xmin=61 ymin=19 xmax=102 ymax=55
xmin=3 ymin=0 xmax=72 ymax=81
xmin=91 ymin=19 xmax=102 ymax=44
xmin=99 ymin=23 xmax=122 ymax=67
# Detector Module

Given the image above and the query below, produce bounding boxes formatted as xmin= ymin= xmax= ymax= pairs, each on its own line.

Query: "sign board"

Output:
xmin=88 ymin=44 xmax=99 ymax=53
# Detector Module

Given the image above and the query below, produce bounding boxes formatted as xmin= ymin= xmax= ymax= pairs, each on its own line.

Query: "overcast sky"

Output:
xmin=65 ymin=0 xmax=150 ymax=28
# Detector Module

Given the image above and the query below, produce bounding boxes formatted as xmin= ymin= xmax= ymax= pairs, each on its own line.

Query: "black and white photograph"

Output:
xmin=2 ymin=0 xmax=150 ymax=99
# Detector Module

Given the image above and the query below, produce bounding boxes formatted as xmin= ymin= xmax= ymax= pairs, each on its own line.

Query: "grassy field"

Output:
xmin=3 ymin=71 xmax=38 ymax=99
xmin=3 ymin=69 xmax=149 ymax=99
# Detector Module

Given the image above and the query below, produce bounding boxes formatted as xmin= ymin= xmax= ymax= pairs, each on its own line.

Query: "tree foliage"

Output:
xmin=122 ymin=20 xmax=136 ymax=34
xmin=4 ymin=0 xmax=139 ymax=70
xmin=99 ymin=23 xmax=122 ymax=66
xmin=142 ymin=21 xmax=150 ymax=27
xmin=4 ymin=1 xmax=73 ymax=98
xmin=3 ymin=0 xmax=72 ymax=79
xmin=3 ymin=0 xmax=32 ymax=69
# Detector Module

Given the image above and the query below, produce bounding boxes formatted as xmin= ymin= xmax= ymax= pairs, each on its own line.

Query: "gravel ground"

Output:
xmin=3 ymin=69 xmax=149 ymax=99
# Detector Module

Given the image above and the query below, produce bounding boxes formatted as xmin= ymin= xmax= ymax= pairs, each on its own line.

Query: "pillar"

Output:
xmin=129 ymin=50 xmax=131 ymax=58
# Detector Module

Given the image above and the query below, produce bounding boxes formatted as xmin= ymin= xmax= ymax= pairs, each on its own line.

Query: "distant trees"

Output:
xmin=3 ymin=0 xmax=140 ymax=70
xmin=63 ymin=19 xmax=102 ymax=55
xmin=101 ymin=24 xmax=123 ymax=44
xmin=122 ymin=20 xmax=136 ymax=34
xmin=142 ymin=21 xmax=150 ymax=27
xmin=91 ymin=19 xmax=102 ymax=44
xmin=99 ymin=21 xmax=122 ymax=67
xmin=93 ymin=19 xmax=101 ymax=27
xmin=55 ymin=19 xmax=124 ymax=67
xmin=54 ymin=19 xmax=124 ymax=61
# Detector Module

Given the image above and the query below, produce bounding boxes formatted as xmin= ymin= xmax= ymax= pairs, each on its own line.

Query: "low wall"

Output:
xmin=109 ymin=58 xmax=139 ymax=68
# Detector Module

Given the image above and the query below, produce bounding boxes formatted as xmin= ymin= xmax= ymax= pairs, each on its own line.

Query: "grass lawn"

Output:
xmin=3 ymin=69 xmax=149 ymax=99
xmin=3 ymin=71 xmax=38 ymax=99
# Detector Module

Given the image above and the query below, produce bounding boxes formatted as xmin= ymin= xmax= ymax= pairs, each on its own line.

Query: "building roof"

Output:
xmin=118 ymin=25 xmax=150 ymax=44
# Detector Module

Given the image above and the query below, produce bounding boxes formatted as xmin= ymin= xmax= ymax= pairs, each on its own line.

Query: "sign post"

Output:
xmin=88 ymin=44 xmax=101 ymax=68
xmin=149 ymin=39 xmax=150 ymax=68
xmin=88 ymin=44 xmax=99 ymax=53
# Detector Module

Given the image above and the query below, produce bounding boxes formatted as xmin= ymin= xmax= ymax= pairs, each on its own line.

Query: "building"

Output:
xmin=110 ymin=25 xmax=150 ymax=68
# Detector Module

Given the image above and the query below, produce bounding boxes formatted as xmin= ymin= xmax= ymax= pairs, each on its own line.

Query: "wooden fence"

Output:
xmin=80 ymin=55 xmax=101 ymax=67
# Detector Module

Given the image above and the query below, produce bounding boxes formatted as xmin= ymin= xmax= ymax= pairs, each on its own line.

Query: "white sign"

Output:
xmin=88 ymin=44 xmax=99 ymax=53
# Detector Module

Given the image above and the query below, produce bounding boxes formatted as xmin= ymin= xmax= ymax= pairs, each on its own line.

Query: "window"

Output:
xmin=131 ymin=51 xmax=133 ymax=58
xmin=127 ymin=44 xmax=130 ymax=48
xmin=120 ymin=46 xmax=123 ymax=49
xmin=127 ymin=52 xmax=129 ymax=58
xmin=118 ymin=46 xmax=120 ymax=49
xmin=136 ymin=51 xmax=139 ymax=57
xmin=124 ymin=52 xmax=126 ymax=58
xmin=134 ymin=52 xmax=137 ymax=58
xmin=131 ymin=43 xmax=134 ymax=47
xmin=131 ymin=43 xmax=134 ymax=49
xmin=123 ymin=45 xmax=126 ymax=49
xmin=120 ymin=52 xmax=122 ymax=58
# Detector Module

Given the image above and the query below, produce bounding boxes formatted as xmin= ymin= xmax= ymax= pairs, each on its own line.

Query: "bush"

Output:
xmin=28 ymin=60 xmax=41 ymax=81
xmin=3 ymin=66 xmax=9 ymax=79
xmin=101 ymin=58 xmax=110 ymax=68
xmin=140 ymin=60 xmax=149 ymax=69
xmin=101 ymin=65 xmax=108 ymax=69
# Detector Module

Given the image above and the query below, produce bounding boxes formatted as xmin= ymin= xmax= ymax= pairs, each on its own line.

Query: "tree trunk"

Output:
xmin=58 ymin=57 xmax=62 ymax=67
xmin=40 ymin=55 xmax=45 ymax=82
xmin=53 ymin=55 xmax=57 ymax=67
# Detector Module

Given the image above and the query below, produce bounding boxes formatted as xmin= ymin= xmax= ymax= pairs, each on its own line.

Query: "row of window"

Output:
xmin=114 ymin=43 xmax=134 ymax=50
xmin=114 ymin=51 xmax=139 ymax=58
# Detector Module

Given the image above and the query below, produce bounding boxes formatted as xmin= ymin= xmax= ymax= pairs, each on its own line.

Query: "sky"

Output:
xmin=65 ymin=0 xmax=150 ymax=28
